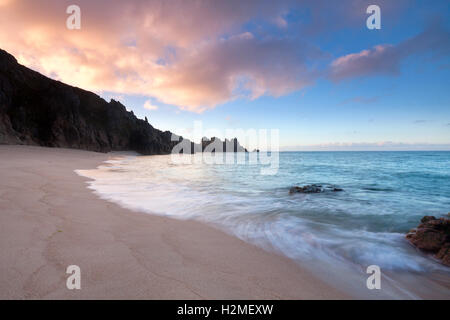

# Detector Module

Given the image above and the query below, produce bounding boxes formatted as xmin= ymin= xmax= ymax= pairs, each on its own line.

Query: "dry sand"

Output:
xmin=0 ymin=145 xmax=348 ymax=299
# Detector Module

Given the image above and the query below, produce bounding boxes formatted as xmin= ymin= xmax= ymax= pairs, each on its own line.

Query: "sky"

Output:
xmin=0 ymin=0 xmax=449 ymax=150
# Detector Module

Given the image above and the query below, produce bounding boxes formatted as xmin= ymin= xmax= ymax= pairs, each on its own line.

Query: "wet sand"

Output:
xmin=0 ymin=145 xmax=349 ymax=299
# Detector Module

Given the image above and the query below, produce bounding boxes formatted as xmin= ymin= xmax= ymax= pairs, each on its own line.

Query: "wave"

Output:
xmin=76 ymin=151 xmax=450 ymax=298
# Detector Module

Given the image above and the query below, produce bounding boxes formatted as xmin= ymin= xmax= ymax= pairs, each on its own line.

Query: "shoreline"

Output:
xmin=0 ymin=145 xmax=349 ymax=299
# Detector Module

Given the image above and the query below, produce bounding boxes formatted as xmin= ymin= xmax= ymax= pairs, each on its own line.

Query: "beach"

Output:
xmin=1 ymin=0 xmax=449 ymax=303
xmin=0 ymin=145 xmax=348 ymax=299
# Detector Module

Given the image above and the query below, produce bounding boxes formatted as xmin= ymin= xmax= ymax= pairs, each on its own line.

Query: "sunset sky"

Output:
xmin=1 ymin=0 xmax=449 ymax=150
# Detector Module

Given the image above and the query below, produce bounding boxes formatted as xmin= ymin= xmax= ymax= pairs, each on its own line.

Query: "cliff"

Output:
xmin=0 ymin=48 xmax=247 ymax=155
xmin=0 ymin=49 xmax=182 ymax=154
xmin=0 ymin=49 xmax=250 ymax=155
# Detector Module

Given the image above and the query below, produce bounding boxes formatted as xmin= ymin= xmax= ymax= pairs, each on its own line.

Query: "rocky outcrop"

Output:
xmin=0 ymin=48 xmax=245 ymax=155
xmin=0 ymin=49 xmax=179 ymax=154
xmin=201 ymin=137 xmax=247 ymax=152
xmin=289 ymin=184 xmax=343 ymax=194
xmin=406 ymin=215 xmax=450 ymax=267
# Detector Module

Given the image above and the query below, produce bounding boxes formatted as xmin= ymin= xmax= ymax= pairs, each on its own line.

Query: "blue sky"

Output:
xmin=100 ymin=1 xmax=450 ymax=150
xmin=2 ymin=0 xmax=449 ymax=150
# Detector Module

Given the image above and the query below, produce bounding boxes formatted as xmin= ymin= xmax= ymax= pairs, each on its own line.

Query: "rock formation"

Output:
xmin=289 ymin=184 xmax=343 ymax=194
xmin=0 ymin=48 xmax=245 ymax=155
xmin=406 ymin=215 xmax=450 ymax=267
xmin=201 ymin=137 xmax=247 ymax=152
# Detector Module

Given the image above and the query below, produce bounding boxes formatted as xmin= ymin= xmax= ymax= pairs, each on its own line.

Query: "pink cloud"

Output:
xmin=329 ymin=45 xmax=400 ymax=80
xmin=329 ymin=23 xmax=450 ymax=81
xmin=0 ymin=0 xmax=446 ymax=112
xmin=0 ymin=0 xmax=306 ymax=112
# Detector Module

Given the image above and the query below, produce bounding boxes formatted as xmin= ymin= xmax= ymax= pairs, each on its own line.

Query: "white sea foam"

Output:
xmin=76 ymin=151 xmax=450 ymax=298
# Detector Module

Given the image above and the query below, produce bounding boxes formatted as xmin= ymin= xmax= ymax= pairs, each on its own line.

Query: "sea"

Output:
xmin=76 ymin=151 xmax=450 ymax=299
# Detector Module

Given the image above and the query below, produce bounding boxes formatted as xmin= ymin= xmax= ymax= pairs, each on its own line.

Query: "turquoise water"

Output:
xmin=77 ymin=151 xmax=450 ymax=297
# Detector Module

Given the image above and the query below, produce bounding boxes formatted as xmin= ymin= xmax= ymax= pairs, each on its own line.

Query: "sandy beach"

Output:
xmin=0 ymin=145 xmax=349 ymax=299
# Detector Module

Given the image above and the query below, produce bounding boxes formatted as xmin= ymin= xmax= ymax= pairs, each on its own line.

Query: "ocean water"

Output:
xmin=77 ymin=151 xmax=450 ymax=298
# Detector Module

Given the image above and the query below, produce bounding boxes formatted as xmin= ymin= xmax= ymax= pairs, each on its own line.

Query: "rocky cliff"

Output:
xmin=0 ymin=49 xmax=180 ymax=154
xmin=0 ymin=48 xmax=247 ymax=155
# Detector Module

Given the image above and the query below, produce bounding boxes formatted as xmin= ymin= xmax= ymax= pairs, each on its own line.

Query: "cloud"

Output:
xmin=0 ymin=0 xmax=13 ymax=6
xmin=0 ymin=0 xmax=308 ymax=112
xmin=0 ymin=0 xmax=444 ymax=112
xmin=330 ymin=45 xmax=400 ymax=80
xmin=329 ymin=23 xmax=450 ymax=81
xmin=143 ymin=100 xmax=158 ymax=111
xmin=149 ymin=36 xmax=321 ymax=111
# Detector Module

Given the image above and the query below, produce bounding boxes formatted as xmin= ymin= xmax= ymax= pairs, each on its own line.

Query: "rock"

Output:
xmin=436 ymin=244 xmax=450 ymax=266
xmin=0 ymin=48 xmax=246 ymax=155
xmin=289 ymin=184 xmax=343 ymax=194
xmin=201 ymin=137 xmax=247 ymax=152
xmin=421 ymin=216 xmax=436 ymax=223
xmin=0 ymin=49 xmax=176 ymax=154
xmin=407 ymin=228 xmax=446 ymax=252
xmin=406 ymin=216 xmax=450 ymax=266
xmin=290 ymin=185 xmax=322 ymax=194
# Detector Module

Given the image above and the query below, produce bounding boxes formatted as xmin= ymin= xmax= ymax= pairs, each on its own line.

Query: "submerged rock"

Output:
xmin=406 ymin=215 xmax=450 ymax=267
xmin=289 ymin=184 xmax=343 ymax=194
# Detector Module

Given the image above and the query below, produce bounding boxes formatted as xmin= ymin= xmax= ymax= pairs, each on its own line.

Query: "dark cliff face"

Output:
xmin=0 ymin=49 xmax=178 ymax=155
xmin=0 ymin=48 xmax=249 ymax=155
